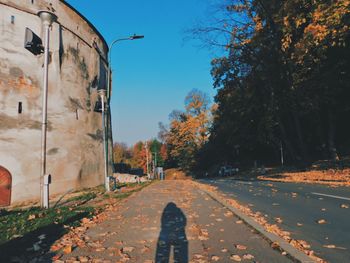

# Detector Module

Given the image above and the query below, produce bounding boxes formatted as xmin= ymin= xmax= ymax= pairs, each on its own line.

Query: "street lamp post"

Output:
xmin=38 ymin=10 xmax=57 ymax=209
xmin=101 ymin=34 xmax=144 ymax=192
xmin=107 ymin=34 xmax=144 ymax=99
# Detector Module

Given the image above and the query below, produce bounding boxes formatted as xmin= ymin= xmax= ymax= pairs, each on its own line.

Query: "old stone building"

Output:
xmin=0 ymin=0 xmax=113 ymax=204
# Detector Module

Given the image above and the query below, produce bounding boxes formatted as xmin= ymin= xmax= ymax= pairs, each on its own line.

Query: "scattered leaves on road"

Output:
xmin=323 ymin=244 xmax=347 ymax=250
xmin=243 ymin=254 xmax=255 ymax=260
xmin=235 ymin=244 xmax=247 ymax=250
xmin=317 ymin=219 xmax=327 ymax=224
xmin=230 ymin=254 xmax=242 ymax=261
xmin=211 ymin=255 xmax=220 ymax=261
xmin=275 ymin=217 xmax=283 ymax=223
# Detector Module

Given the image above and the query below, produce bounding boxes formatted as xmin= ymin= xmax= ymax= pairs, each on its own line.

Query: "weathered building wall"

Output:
xmin=0 ymin=0 xmax=113 ymax=204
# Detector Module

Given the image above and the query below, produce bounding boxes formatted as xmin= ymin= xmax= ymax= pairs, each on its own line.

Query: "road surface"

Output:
xmin=200 ymin=178 xmax=350 ymax=263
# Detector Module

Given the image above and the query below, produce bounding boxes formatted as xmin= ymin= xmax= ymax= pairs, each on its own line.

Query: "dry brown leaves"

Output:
xmin=243 ymin=254 xmax=255 ymax=260
xmin=258 ymin=168 xmax=350 ymax=186
xmin=317 ymin=219 xmax=327 ymax=224
xmin=211 ymin=255 xmax=220 ymax=261
xmin=50 ymin=203 xmax=124 ymax=258
xmin=230 ymin=254 xmax=242 ymax=261
xmin=234 ymin=244 xmax=247 ymax=250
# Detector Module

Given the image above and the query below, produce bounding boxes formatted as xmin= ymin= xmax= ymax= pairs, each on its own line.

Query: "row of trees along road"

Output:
xmin=195 ymin=0 xmax=349 ymax=169
xmin=159 ymin=0 xmax=349 ymax=174
xmin=113 ymin=140 xmax=167 ymax=174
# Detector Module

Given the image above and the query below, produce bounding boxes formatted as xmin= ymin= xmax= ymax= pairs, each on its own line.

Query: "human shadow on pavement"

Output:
xmin=155 ymin=202 xmax=188 ymax=263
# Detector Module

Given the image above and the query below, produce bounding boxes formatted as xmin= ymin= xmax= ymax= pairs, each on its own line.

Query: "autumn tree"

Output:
xmin=162 ymin=89 xmax=213 ymax=171
xmin=191 ymin=0 xmax=350 ymax=166
xmin=113 ymin=142 xmax=132 ymax=164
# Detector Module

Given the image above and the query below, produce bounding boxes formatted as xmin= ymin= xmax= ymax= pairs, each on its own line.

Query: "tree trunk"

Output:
xmin=292 ymin=111 xmax=309 ymax=164
xmin=328 ymin=110 xmax=339 ymax=162
xmin=278 ymin=119 xmax=297 ymax=163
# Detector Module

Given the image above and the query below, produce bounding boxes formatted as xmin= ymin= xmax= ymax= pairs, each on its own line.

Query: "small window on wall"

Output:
xmin=31 ymin=0 xmax=35 ymax=4
xmin=98 ymin=57 xmax=107 ymax=91
xmin=11 ymin=16 xmax=15 ymax=24
xmin=18 ymin=102 xmax=22 ymax=114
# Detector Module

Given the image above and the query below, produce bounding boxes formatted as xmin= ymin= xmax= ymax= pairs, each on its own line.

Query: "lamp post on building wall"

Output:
xmin=37 ymin=10 xmax=57 ymax=209
xmin=101 ymin=34 xmax=144 ymax=192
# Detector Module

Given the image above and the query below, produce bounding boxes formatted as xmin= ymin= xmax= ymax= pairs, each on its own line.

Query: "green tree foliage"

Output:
xmin=193 ymin=0 xmax=350 ymax=166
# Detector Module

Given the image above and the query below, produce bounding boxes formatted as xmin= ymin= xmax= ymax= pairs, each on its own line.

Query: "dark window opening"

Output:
xmin=18 ymin=102 xmax=22 ymax=114
xmin=98 ymin=57 xmax=107 ymax=91
xmin=31 ymin=0 xmax=34 ymax=4
xmin=11 ymin=16 xmax=15 ymax=24
xmin=75 ymin=109 xmax=79 ymax=120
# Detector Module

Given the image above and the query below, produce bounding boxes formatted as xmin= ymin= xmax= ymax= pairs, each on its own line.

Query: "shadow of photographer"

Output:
xmin=155 ymin=202 xmax=188 ymax=263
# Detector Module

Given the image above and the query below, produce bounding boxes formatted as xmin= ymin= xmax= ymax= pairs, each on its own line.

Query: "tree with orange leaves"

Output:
xmin=163 ymin=89 xmax=212 ymax=171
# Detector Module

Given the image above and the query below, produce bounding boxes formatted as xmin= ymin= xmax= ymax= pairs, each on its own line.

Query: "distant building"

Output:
xmin=0 ymin=0 xmax=113 ymax=204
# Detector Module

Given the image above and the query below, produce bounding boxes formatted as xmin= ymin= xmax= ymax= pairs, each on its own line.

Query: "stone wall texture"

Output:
xmin=0 ymin=0 xmax=113 ymax=204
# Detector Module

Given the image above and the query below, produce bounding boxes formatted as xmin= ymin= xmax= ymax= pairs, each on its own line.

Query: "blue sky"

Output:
xmin=66 ymin=0 xmax=218 ymax=145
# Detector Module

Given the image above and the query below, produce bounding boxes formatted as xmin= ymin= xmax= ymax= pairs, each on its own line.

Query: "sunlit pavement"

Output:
xmin=200 ymin=178 xmax=350 ymax=263
xmin=58 ymin=180 xmax=292 ymax=262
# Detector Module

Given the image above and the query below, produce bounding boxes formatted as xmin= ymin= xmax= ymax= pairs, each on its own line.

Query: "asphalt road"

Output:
xmin=200 ymin=178 xmax=350 ymax=263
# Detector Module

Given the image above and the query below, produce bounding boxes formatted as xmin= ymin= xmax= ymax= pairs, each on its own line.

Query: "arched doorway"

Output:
xmin=0 ymin=165 xmax=12 ymax=206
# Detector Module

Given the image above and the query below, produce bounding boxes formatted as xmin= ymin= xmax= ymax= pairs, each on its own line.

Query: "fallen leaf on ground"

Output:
xmin=38 ymin=234 xmax=46 ymax=240
xmin=317 ymin=219 xmax=327 ymax=224
xmin=323 ymin=244 xmax=336 ymax=249
xmin=340 ymin=204 xmax=349 ymax=209
xmin=236 ymin=220 xmax=243 ymax=224
xmin=81 ymin=217 xmax=90 ymax=224
xmin=224 ymin=211 xmax=233 ymax=217
xmin=297 ymin=223 xmax=303 ymax=226
xmin=211 ymin=255 xmax=220 ymax=261
xmin=235 ymin=244 xmax=247 ymax=250
xmin=230 ymin=254 xmax=242 ymax=261
xmin=323 ymin=244 xmax=347 ymax=250
xmin=271 ymin=242 xmax=280 ymax=249
xmin=33 ymin=243 xmax=41 ymax=251
xmin=50 ymin=245 xmax=60 ymax=252
xmin=62 ymin=245 xmax=72 ymax=254
xmin=28 ymin=214 xmax=36 ymax=220
xmin=122 ymin=246 xmax=135 ymax=253
xmin=221 ymin=248 xmax=228 ymax=252
xmin=51 ymin=255 xmax=62 ymax=261
xmin=77 ymin=256 xmax=89 ymax=262
xmin=243 ymin=254 xmax=254 ymax=260
xmin=194 ymin=254 xmax=205 ymax=259
xmin=275 ymin=217 xmax=283 ymax=223
xmin=141 ymin=245 xmax=150 ymax=253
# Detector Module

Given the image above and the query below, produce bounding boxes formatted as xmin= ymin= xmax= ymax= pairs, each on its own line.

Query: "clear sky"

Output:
xmin=66 ymin=0 xmax=218 ymax=146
